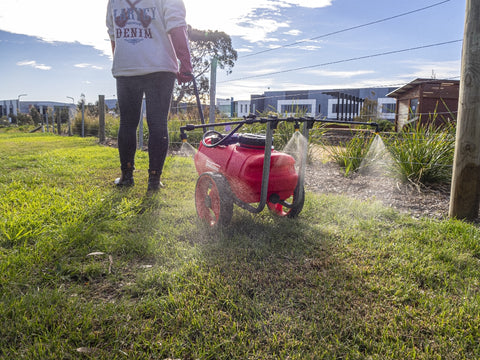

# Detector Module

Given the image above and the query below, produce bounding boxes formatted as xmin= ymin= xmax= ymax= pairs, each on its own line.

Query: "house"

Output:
xmin=387 ymin=78 xmax=459 ymax=131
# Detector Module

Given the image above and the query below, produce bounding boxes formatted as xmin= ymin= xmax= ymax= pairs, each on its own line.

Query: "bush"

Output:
xmin=326 ymin=132 xmax=375 ymax=176
xmin=72 ymin=115 xmax=99 ymax=137
xmin=385 ymin=123 xmax=455 ymax=185
xmin=105 ymin=114 xmax=120 ymax=139
xmin=376 ymin=119 xmax=395 ymax=132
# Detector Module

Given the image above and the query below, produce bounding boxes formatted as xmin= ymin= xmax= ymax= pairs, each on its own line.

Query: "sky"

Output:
xmin=0 ymin=0 xmax=466 ymax=104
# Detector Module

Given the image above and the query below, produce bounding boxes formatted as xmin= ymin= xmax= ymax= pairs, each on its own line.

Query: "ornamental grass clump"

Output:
xmin=385 ymin=122 xmax=455 ymax=185
xmin=327 ymin=132 xmax=375 ymax=176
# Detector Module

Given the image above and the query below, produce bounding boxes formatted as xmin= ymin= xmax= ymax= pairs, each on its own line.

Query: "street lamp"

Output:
xmin=16 ymin=94 xmax=27 ymax=122
xmin=67 ymin=96 xmax=74 ymax=136
xmin=80 ymin=93 xmax=86 ymax=137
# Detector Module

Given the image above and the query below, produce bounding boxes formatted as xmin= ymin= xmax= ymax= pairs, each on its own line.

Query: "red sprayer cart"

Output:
xmin=180 ymin=78 xmax=378 ymax=227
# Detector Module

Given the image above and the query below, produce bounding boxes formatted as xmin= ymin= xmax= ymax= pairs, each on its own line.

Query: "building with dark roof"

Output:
xmin=387 ymin=78 xmax=459 ymax=131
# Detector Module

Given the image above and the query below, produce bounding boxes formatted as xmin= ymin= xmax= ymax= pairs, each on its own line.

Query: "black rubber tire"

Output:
xmin=195 ymin=172 xmax=233 ymax=226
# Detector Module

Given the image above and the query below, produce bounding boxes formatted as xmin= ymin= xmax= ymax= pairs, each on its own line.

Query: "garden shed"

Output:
xmin=387 ymin=78 xmax=459 ymax=131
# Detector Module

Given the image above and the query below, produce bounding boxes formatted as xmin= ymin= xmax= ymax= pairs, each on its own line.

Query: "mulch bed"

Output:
xmin=304 ymin=161 xmax=451 ymax=220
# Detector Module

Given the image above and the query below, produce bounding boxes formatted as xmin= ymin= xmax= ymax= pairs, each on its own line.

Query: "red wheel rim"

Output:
xmin=267 ymin=185 xmax=304 ymax=218
xmin=195 ymin=175 xmax=221 ymax=226
xmin=267 ymin=201 xmax=289 ymax=217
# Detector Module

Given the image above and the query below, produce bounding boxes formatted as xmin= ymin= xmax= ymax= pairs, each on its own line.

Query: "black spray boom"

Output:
xmin=180 ymin=115 xmax=379 ymax=146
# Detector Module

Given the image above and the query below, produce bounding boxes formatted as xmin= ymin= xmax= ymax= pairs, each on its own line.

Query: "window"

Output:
xmin=277 ymin=99 xmax=316 ymax=116
xmin=381 ymin=103 xmax=396 ymax=114
xmin=281 ymin=104 xmax=312 ymax=114
xmin=409 ymin=98 xmax=419 ymax=119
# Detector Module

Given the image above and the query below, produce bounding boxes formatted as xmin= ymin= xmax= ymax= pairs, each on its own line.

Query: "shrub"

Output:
xmin=105 ymin=114 xmax=120 ymax=139
xmin=16 ymin=113 xmax=34 ymax=126
xmin=72 ymin=115 xmax=99 ymax=137
xmin=376 ymin=119 xmax=395 ymax=132
xmin=385 ymin=123 xmax=455 ymax=185
xmin=326 ymin=132 xmax=375 ymax=176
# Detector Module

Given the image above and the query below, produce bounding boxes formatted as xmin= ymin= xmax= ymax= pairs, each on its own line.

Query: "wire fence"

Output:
xmin=60 ymin=110 xmax=455 ymax=181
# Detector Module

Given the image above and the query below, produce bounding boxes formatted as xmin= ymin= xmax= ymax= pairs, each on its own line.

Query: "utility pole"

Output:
xmin=209 ymin=57 xmax=218 ymax=127
xmin=449 ymin=0 xmax=480 ymax=220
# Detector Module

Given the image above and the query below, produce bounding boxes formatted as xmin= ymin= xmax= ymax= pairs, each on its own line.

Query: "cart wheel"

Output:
xmin=195 ymin=172 xmax=233 ymax=226
xmin=267 ymin=184 xmax=305 ymax=218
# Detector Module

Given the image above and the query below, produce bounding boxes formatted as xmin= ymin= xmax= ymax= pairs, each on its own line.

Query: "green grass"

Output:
xmin=1 ymin=133 xmax=480 ymax=359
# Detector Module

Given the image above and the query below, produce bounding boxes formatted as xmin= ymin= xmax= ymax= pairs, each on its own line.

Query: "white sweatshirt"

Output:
xmin=106 ymin=0 xmax=187 ymax=77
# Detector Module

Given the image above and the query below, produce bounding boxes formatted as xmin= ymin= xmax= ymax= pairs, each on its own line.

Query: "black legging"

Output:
xmin=116 ymin=72 xmax=176 ymax=174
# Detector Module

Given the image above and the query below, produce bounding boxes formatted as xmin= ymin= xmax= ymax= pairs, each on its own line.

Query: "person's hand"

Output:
xmin=177 ymin=71 xmax=193 ymax=84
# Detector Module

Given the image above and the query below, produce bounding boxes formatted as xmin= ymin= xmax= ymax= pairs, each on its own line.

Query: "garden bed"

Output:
xmin=305 ymin=160 xmax=451 ymax=220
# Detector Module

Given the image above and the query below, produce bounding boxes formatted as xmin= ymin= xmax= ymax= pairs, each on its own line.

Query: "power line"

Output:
xmin=220 ymin=39 xmax=463 ymax=83
xmin=241 ymin=0 xmax=452 ymax=58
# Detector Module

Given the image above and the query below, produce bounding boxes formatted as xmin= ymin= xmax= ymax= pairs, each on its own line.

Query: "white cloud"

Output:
xmin=184 ymin=0 xmax=332 ymax=43
xmin=283 ymin=0 xmax=333 ymax=8
xmin=75 ymin=63 xmax=104 ymax=70
xmin=0 ymin=0 xmax=333 ymax=55
xmin=401 ymin=59 xmax=461 ymax=80
xmin=284 ymin=29 xmax=302 ymax=36
xmin=0 ymin=0 xmax=110 ymax=54
xmin=235 ymin=18 xmax=290 ymax=43
xmin=310 ymin=69 xmax=375 ymax=78
xmin=237 ymin=48 xmax=254 ymax=53
xmin=17 ymin=60 xmax=52 ymax=71
xmin=294 ymin=44 xmax=322 ymax=51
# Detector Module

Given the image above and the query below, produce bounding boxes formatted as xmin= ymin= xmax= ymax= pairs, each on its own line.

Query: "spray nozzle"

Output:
xmin=180 ymin=130 xmax=188 ymax=142
xmin=294 ymin=121 xmax=300 ymax=132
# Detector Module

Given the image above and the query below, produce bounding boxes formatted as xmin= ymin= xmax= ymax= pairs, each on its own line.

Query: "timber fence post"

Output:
xmin=449 ymin=0 xmax=480 ymax=220
xmin=99 ymin=95 xmax=106 ymax=143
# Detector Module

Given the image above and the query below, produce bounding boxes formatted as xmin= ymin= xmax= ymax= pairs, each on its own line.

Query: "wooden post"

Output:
xmin=138 ymin=98 xmax=144 ymax=150
xmin=449 ymin=0 xmax=480 ymax=220
xmin=45 ymin=108 xmax=50 ymax=133
xmin=57 ymin=108 xmax=61 ymax=134
xmin=99 ymin=95 xmax=106 ymax=143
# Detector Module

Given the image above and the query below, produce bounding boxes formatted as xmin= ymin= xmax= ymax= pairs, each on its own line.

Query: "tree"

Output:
xmin=29 ymin=106 xmax=42 ymax=124
xmin=17 ymin=112 xmax=34 ymax=125
xmin=172 ymin=27 xmax=238 ymax=110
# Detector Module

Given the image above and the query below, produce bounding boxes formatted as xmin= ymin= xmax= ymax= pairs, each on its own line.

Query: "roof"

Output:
xmin=387 ymin=78 xmax=460 ymax=98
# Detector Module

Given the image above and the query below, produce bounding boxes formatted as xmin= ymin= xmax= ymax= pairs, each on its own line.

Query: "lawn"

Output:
xmin=1 ymin=133 xmax=479 ymax=359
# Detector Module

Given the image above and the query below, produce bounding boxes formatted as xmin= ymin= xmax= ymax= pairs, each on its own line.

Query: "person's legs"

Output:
xmin=143 ymin=72 xmax=176 ymax=190
xmin=115 ymin=76 xmax=144 ymax=186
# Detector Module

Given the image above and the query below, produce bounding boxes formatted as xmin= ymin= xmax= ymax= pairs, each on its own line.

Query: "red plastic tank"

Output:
xmin=194 ymin=134 xmax=298 ymax=204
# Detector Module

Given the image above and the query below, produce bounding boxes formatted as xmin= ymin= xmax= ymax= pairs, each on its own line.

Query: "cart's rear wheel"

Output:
xmin=195 ymin=172 xmax=233 ymax=226
xmin=267 ymin=184 xmax=305 ymax=218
